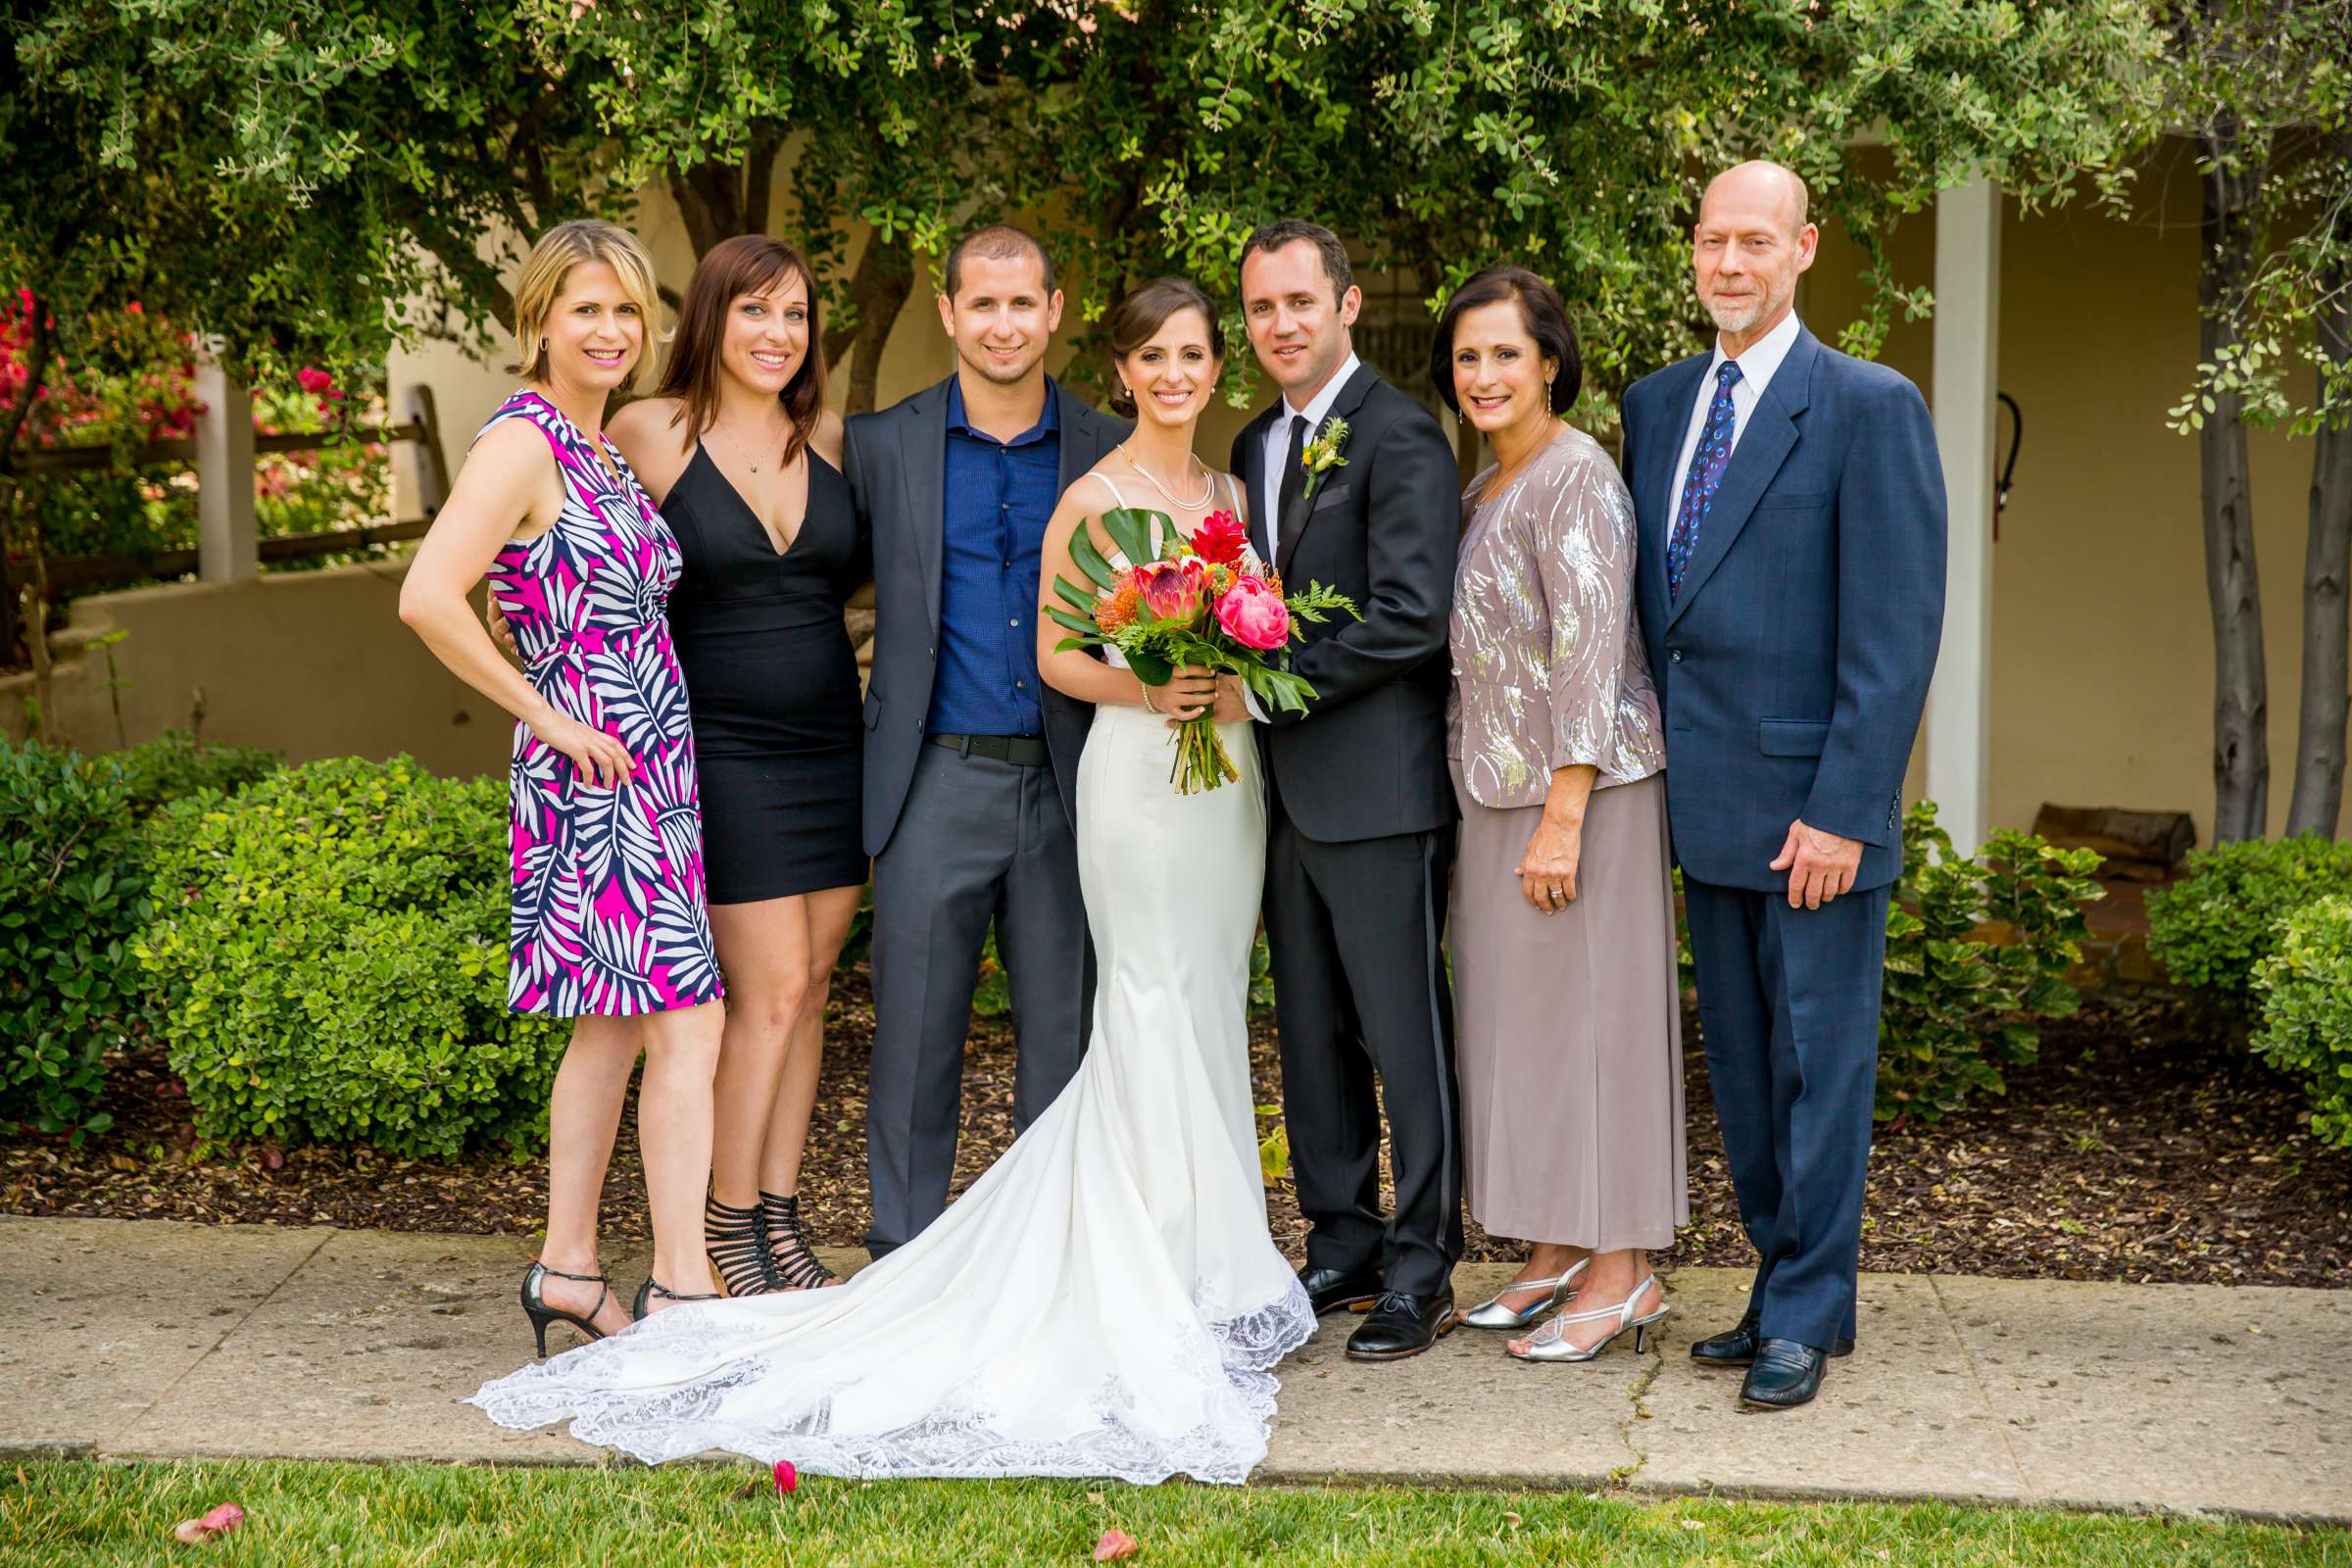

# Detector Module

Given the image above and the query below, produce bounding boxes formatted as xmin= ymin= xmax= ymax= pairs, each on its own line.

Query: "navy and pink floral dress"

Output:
xmin=479 ymin=389 xmax=724 ymax=1017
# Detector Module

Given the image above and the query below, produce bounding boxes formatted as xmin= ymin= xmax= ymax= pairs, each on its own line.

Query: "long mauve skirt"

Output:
xmin=1447 ymin=766 xmax=1689 ymax=1250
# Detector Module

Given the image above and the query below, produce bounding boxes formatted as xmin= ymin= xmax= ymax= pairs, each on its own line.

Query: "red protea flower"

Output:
xmin=1191 ymin=508 xmax=1246 ymax=565
xmin=1135 ymin=557 xmax=1207 ymax=622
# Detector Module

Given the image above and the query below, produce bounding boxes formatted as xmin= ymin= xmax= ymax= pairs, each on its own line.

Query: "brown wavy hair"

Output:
xmin=655 ymin=235 xmax=826 ymax=466
xmin=1104 ymin=277 xmax=1224 ymax=419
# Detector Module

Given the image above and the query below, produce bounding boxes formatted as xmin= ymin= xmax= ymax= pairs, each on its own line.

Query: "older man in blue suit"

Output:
xmin=1623 ymin=161 xmax=1947 ymax=1409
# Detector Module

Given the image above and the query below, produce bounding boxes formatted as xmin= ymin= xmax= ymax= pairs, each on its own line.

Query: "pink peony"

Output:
xmin=1213 ymin=574 xmax=1290 ymax=651
xmin=1134 ymin=558 xmax=1206 ymax=622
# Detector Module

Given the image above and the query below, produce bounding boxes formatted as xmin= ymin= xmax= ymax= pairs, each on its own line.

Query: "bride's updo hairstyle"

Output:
xmin=1105 ymin=277 xmax=1224 ymax=419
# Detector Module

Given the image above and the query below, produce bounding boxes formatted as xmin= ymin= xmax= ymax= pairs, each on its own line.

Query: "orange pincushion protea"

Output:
xmin=1095 ymin=579 xmax=1143 ymax=633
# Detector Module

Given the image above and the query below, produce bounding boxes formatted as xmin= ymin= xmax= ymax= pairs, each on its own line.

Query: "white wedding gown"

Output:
xmin=468 ymin=537 xmax=1315 ymax=1481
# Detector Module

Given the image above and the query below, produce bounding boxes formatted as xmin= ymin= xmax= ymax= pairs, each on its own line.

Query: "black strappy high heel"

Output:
xmin=520 ymin=1261 xmax=615 ymax=1358
xmin=705 ymin=1193 xmax=776 ymax=1298
xmin=632 ymin=1277 xmax=723 ymax=1317
xmin=761 ymin=1190 xmax=841 ymax=1291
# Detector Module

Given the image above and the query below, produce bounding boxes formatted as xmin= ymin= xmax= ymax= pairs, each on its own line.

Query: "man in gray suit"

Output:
xmin=841 ymin=224 xmax=1126 ymax=1257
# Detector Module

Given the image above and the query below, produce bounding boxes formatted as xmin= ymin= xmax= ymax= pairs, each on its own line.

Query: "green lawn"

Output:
xmin=2 ymin=1460 xmax=2345 ymax=1567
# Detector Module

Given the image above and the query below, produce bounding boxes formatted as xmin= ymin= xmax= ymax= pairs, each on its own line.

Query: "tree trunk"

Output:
xmin=668 ymin=139 xmax=783 ymax=260
xmin=2197 ymin=110 xmax=2271 ymax=841
xmin=2286 ymin=142 xmax=2352 ymax=838
xmin=821 ymin=234 xmax=914 ymax=416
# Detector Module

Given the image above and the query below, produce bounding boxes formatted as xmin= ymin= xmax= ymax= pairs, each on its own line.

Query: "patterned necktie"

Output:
xmin=1666 ymin=360 xmax=1743 ymax=601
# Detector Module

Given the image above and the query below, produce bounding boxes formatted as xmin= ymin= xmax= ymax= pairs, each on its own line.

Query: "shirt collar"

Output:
xmin=947 ymin=375 xmax=1062 ymax=446
xmin=1279 ymin=351 xmax=1362 ymax=432
xmin=1707 ymin=311 xmax=1801 ymax=396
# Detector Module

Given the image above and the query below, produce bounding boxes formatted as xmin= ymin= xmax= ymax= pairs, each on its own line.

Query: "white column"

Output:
xmin=1926 ymin=176 xmax=2000 ymax=853
xmin=193 ymin=348 xmax=258 ymax=582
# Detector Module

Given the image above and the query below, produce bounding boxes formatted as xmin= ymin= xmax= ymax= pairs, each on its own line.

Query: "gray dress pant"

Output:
xmin=864 ymin=743 xmax=1091 ymax=1256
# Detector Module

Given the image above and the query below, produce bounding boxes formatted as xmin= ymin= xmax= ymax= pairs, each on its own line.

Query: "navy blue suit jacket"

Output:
xmin=1623 ymin=324 xmax=1946 ymax=894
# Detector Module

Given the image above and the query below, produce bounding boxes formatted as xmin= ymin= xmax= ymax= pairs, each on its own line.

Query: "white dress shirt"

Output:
xmin=1665 ymin=310 xmax=1802 ymax=522
xmin=1258 ymin=350 xmax=1360 ymax=563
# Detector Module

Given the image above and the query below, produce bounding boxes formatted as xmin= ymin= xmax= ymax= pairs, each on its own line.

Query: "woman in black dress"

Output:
xmin=606 ymin=235 xmax=867 ymax=1294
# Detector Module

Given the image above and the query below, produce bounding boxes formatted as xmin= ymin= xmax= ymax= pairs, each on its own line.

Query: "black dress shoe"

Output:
xmin=1345 ymin=1290 xmax=1457 ymax=1361
xmin=1740 ymin=1339 xmax=1829 ymax=1408
xmin=1690 ymin=1310 xmax=1853 ymax=1366
xmin=1298 ymin=1264 xmax=1384 ymax=1315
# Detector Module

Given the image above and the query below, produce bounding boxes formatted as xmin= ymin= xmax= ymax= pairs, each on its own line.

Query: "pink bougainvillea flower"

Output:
xmin=1135 ymin=557 xmax=1206 ymax=622
xmin=1189 ymin=508 xmax=1246 ymax=566
xmin=772 ymin=1459 xmax=798 ymax=1494
xmin=1213 ymin=574 xmax=1290 ymax=651
xmin=1093 ymin=1528 xmax=1140 ymax=1562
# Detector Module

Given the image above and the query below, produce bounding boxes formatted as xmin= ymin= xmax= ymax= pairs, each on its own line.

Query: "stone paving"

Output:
xmin=5 ymin=1216 xmax=2345 ymax=1523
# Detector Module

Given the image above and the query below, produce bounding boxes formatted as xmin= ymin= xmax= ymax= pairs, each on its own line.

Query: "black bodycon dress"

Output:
xmin=662 ymin=444 xmax=869 ymax=905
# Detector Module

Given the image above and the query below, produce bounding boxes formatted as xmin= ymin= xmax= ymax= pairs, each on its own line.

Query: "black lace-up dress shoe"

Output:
xmin=1690 ymin=1308 xmax=1853 ymax=1366
xmin=1298 ymin=1264 xmax=1384 ymax=1315
xmin=1739 ymin=1339 xmax=1829 ymax=1408
xmin=1344 ymin=1289 xmax=1457 ymax=1360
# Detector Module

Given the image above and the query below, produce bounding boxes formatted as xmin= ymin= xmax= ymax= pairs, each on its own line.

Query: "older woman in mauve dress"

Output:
xmin=1433 ymin=267 xmax=1687 ymax=1364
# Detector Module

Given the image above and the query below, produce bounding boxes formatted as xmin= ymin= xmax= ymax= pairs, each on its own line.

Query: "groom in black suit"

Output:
xmin=1231 ymin=220 xmax=1465 ymax=1360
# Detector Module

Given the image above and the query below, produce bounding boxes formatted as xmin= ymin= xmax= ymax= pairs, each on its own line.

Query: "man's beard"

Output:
xmin=1704 ymin=288 xmax=1775 ymax=336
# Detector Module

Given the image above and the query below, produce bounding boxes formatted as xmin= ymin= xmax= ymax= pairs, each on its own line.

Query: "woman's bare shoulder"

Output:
xmin=609 ymin=396 xmax=689 ymax=448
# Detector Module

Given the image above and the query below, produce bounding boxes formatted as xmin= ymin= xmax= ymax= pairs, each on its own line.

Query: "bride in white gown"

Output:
xmin=467 ymin=278 xmax=1316 ymax=1484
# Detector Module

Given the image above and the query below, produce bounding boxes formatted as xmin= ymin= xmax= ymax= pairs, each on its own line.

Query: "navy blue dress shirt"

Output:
xmin=927 ymin=377 xmax=1063 ymax=737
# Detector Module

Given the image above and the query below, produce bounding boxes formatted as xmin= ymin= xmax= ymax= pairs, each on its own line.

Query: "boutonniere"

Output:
xmin=1299 ymin=415 xmax=1349 ymax=500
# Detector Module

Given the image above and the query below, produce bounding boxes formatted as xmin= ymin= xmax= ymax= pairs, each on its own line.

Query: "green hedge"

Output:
xmin=2145 ymin=836 xmax=2352 ymax=1008
xmin=110 ymin=730 xmax=281 ymax=821
xmin=2250 ymin=896 xmax=2352 ymax=1149
xmin=1876 ymin=805 xmax=2104 ymax=1123
xmin=0 ymin=731 xmax=281 ymax=1139
xmin=0 ymin=741 xmax=153 ymax=1136
xmin=137 ymin=756 xmax=566 ymax=1159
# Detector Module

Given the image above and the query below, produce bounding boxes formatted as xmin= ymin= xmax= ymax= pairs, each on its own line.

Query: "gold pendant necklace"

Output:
xmin=1118 ymin=442 xmax=1212 ymax=511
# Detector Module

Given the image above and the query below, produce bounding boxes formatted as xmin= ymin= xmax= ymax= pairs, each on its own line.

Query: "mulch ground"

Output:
xmin=5 ymin=972 xmax=2345 ymax=1290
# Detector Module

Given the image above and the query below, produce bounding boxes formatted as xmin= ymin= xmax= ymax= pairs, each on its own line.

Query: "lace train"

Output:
xmin=468 ymin=1278 xmax=1313 ymax=1483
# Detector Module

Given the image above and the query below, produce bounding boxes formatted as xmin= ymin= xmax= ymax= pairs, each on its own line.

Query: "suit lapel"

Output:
xmin=1277 ymin=360 xmax=1379 ymax=578
xmin=1663 ymin=328 xmax=1817 ymax=630
xmin=905 ymin=377 xmax=951 ymax=633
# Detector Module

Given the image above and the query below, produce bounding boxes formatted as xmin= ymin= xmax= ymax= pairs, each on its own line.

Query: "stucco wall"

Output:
xmin=1 ymin=562 xmax=509 ymax=777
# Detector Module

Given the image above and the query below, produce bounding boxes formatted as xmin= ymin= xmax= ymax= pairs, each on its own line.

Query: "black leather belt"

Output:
xmin=927 ymin=732 xmax=1051 ymax=766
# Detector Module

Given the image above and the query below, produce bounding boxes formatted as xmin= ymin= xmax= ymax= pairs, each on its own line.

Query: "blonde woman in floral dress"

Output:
xmin=400 ymin=220 xmax=726 ymax=1350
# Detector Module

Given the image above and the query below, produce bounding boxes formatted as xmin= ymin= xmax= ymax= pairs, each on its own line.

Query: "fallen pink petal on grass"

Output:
xmin=1094 ymin=1527 xmax=1140 ymax=1561
xmin=772 ymin=1459 xmax=798 ymax=1495
xmin=172 ymin=1503 xmax=243 ymax=1544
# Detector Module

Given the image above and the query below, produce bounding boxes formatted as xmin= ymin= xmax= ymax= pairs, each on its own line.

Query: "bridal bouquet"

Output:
xmin=1046 ymin=506 xmax=1357 ymax=793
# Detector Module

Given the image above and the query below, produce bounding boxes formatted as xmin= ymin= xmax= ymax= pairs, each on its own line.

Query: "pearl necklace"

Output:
xmin=1117 ymin=442 xmax=1212 ymax=511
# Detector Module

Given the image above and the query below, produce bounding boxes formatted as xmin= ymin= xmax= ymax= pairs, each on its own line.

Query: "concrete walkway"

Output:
xmin=5 ymin=1216 xmax=2346 ymax=1523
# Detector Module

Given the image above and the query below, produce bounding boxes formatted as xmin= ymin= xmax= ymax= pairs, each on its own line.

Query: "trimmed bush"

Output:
xmin=1877 ymin=805 xmax=2104 ymax=1123
xmin=108 ymin=730 xmax=279 ymax=819
xmin=137 ymin=755 xmax=567 ymax=1159
xmin=2250 ymin=895 xmax=2352 ymax=1149
xmin=2146 ymin=836 xmax=2352 ymax=1008
xmin=0 ymin=738 xmax=153 ymax=1137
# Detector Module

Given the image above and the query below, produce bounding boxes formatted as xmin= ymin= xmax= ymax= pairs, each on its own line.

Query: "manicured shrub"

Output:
xmin=2145 ymin=836 xmax=2352 ymax=1008
xmin=108 ymin=730 xmax=279 ymax=818
xmin=2250 ymin=896 xmax=2352 ymax=1149
xmin=1876 ymin=805 xmax=2105 ymax=1123
xmin=0 ymin=738 xmax=157 ymax=1137
xmin=137 ymin=755 xmax=567 ymax=1158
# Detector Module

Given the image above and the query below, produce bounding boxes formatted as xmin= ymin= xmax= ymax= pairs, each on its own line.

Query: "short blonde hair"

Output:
xmin=509 ymin=220 xmax=665 ymax=391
